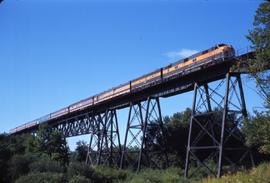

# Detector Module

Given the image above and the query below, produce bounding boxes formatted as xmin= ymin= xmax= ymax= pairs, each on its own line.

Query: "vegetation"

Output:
xmin=242 ymin=0 xmax=270 ymax=156
xmin=0 ymin=106 xmax=269 ymax=183
xmin=202 ymin=163 xmax=270 ymax=183
xmin=243 ymin=111 xmax=270 ymax=155
xmin=247 ymin=1 xmax=270 ymax=106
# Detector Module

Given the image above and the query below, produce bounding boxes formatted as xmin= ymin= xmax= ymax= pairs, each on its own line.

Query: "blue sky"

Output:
xmin=0 ymin=0 xmax=264 ymax=149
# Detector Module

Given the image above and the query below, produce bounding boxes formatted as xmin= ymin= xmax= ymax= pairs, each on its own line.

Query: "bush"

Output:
xmin=124 ymin=168 xmax=189 ymax=183
xmin=128 ymin=169 xmax=162 ymax=183
xmin=202 ymin=163 xmax=270 ymax=183
xmin=9 ymin=153 xmax=36 ymax=182
xmin=15 ymin=172 xmax=65 ymax=183
xmin=92 ymin=166 xmax=131 ymax=183
xmin=29 ymin=155 xmax=64 ymax=173
xmin=243 ymin=112 xmax=270 ymax=155
xmin=67 ymin=162 xmax=94 ymax=179
xmin=69 ymin=175 xmax=91 ymax=183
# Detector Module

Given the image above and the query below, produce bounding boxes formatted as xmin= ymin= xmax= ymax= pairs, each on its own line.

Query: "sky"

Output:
xmin=0 ymin=0 xmax=264 ymax=150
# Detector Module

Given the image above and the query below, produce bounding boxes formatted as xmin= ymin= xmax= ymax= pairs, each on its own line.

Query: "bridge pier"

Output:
xmin=184 ymin=73 xmax=254 ymax=178
xmin=86 ymin=113 xmax=103 ymax=165
xmin=86 ymin=109 xmax=122 ymax=166
xmin=120 ymin=97 xmax=168 ymax=172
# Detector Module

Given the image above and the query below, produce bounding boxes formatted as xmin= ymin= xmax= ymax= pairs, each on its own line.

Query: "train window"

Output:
xmin=184 ymin=58 xmax=189 ymax=62
xmin=193 ymin=58 xmax=197 ymax=62
xmin=202 ymin=50 xmax=208 ymax=54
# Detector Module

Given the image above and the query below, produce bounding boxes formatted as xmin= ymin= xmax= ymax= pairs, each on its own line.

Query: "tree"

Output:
xmin=8 ymin=153 xmax=37 ymax=182
xmin=74 ymin=141 xmax=88 ymax=162
xmin=243 ymin=111 xmax=270 ymax=155
xmin=35 ymin=124 xmax=69 ymax=166
xmin=144 ymin=108 xmax=192 ymax=167
xmin=0 ymin=134 xmax=11 ymax=183
xmin=48 ymin=131 xmax=69 ymax=166
xmin=247 ymin=1 xmax=270 ymax=106
xmin=241 ymin=0 xmax=270 ymax=156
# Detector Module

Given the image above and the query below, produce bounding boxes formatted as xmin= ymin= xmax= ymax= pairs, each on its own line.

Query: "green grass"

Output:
xmin=202 ymin=163 xmax=270 ymax=183
xmin=118 ymin=163 xmax=270 ymax=183
xmin=119 ymin=167 xmax=188 ymax=183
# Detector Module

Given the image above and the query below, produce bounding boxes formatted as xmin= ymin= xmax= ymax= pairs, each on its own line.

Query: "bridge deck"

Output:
xmin=11 ymin=52 xmax=253 ymax=135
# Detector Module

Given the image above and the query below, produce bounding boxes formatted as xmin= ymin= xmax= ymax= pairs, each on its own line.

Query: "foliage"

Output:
xmin=202 ymin=163 xmax=270 ymax=183
xmin=29 ymin=154 xmax=64 ymax=173
xmin=163 ymin=108 xmax=191 ymax=167
xmin=35 ymin=124 xmax=69 ymax=166
xmin=8 ymin=133 xmax=33 ymax=155
xmin=247 ymin=1 xmax=270 ymax=106
xmin=48 ymin=131 xmax=69 ymax=165
xmin=74 ymin=140 xmax=88 ymax=162
xmin=8 ymin=153 xmax=37 ymax=182
xmin=15 ymin=172 xmax=65 ymax=183
xmin=67 ymin=162 xmax=94 ymax=179
xmin=0 ymin=134 xmax=12 ymax=183
xmin=243 ymin=111 xmax=270 ymax=154
xmin=124 ymin=168 xmax=188 ymax=183
xmin=69 ymin=175 xmax=91 ymax=183
xmin=144 ymin=108 xmax=191 ymax=168
xmin=93 ymin=165 xmax=130 ymax=183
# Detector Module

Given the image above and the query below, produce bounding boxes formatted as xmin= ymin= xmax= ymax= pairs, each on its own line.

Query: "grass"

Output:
xmin=118 ymin=163 xmax=270 ymax=183
xmin=202 ymin=163 xmax=270 ymax=183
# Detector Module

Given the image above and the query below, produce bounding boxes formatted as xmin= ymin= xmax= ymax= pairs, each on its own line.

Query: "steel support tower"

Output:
xmin=120 ymin=97 xmax=168 ymax=171
xmin=184 ymin=73 xmax=254 ymax=178
xmin=85 ymin=110 xmax=122 ymax=166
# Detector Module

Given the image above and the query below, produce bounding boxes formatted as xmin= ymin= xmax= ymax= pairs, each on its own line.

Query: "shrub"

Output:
xmin=69 ymin=175 xmax=91 ymax=183
xmin=161 ymin=168 xmax=186 ymax=183
xmin=67 ymin=162 xmax=94 ymax=179
xmin=202 ymin=163 xmax=270 ymax=183
xmin=29 ymin=155 xmax=64 ymax=173
xmin=92 ymin=166 xmax=131 ymax=183
xmin=128 ymin=169 xmax=162 ymax=183
xmin=9 ymin=153 xmax=36 ymax=182
xmin=125 ymin=168 xmax=189 ymax=183
xmin=15 ymin=172 xmax=65 ymax=183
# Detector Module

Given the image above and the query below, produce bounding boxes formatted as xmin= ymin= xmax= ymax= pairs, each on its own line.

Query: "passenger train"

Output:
xmin=10 ymin=44 xmax=235 ymax=134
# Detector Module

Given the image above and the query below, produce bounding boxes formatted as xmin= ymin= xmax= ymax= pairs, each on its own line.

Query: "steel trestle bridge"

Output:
xmin=9 ymin=45 xmax=255 ymax=178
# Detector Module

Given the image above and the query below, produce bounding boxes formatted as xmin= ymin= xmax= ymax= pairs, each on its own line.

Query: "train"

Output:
xmin=9 ymin=44 xmax=235 ymax=134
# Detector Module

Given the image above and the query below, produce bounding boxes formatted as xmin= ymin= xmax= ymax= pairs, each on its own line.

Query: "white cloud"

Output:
xmin=165 ymin=49 xmax=198 ymax=60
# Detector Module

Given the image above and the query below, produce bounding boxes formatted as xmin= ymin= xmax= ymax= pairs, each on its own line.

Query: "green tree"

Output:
xmin=35 ymin=124 xmax=69 ymax=166
xmin=145 ymin=108 xmax=192 ymax=167
xmin=8 ymin=134 xmax=33 ymax=155
xmin=67 ymin=162 xmax=94 ymax=179
xmin=247 ymin=1 xmax=270 ymax=106
xmin=74 ymin=140 xmax=88 ymax=162
xmin=29 ymin=154 xmax=64 ymax=173
xmin=0 ymin=134 xmax=11 ymax=183
xmin=48 ymin=131 xmax=69 ymax=166
xmin=242 ymin=0 xmax=270 ymax=156
xmin=243 ymin=112 xmax=270 ymax=154
xmin=8 ymin=153 xmax=37 ymax=182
